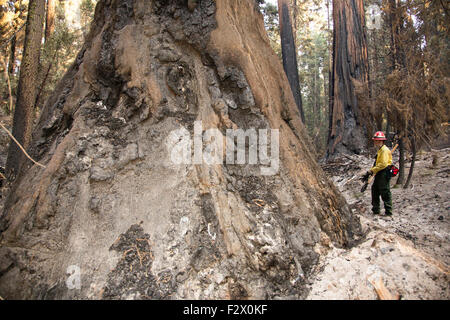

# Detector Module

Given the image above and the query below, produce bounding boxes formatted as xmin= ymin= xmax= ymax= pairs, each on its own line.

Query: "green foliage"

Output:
xmin=37 ymin=23 xmax=80 ymax=107
xmin=80 ymin=0 xmax=96 ymax=37
xmin=260 ymin=0 xmax=331 ymax=157
xmin=35 ymin=0 xmax=96 ymax=111
xmin=298 ymin=30 xmax=329 ymax=155
xmin=295 ymin=0 xmax=331 ymax=157
xmin=261 ymin=1 xmax=281 ymax=58
xmin=81 ymin=0 xmax=95 ymax=13
xmin=0 ymin=0 xmax=98 ymax=116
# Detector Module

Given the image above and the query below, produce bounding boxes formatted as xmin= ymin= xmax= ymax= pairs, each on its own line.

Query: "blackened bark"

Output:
xmin=5 ymin=0 xmax=46 ymax=179
xmin=403 ymin=137 xmax=416 ymax=189
xmin=388 ymin=0 xmax=405 ymax=71
xmin=395 ymin=136 xmax=405 ymax=185
xmin=278 ymin=0 xmax=304 ymax=122
xmin=327 ymin=0 xmax=369 ymax=158
xmin=8 ymin=35 xmax=16 ymax=74
xmin=388 ymin=0 xmax=397 ymax=71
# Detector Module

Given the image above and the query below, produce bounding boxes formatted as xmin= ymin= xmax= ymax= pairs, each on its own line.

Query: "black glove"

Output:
xmin=360 ymin=170 xmax=372 ymax=182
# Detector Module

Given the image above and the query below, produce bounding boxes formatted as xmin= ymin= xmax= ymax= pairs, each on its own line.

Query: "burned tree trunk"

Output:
xmin=327 ymin=0 xmax=370 ymax=158
xmin=387 ymin=0 xmax=408 ymax=185
xmin=403 ymin=137 xmax=416 ymax=189
xmin=0 ymin=0 xmax=360 ymax=300
xmin=395 ymin=136 xmax=405 ymax=186
xmin=278 ymin=0 xmax=304 ymax=122
xmin=8 ymin=35 xmax=16 ymax=75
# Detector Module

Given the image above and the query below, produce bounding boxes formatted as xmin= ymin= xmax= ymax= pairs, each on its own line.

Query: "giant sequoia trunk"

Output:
xmin=327 ymin=0 xmax=370 ymax=158
xmin=0 ymin=0 xmax=360 ymax=299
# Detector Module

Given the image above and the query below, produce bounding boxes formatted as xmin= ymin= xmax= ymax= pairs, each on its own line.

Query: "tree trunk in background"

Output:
xmin=385 ymin=118 xmax=391 ymax=147
xmin=8 ymin=35 xmax=16 ymax=74
xmin=45 ymin=0 xmax=56 ymax=42
xmin=0 ymin=0 xmax=360 ymax=299
xmin=388 ymin=0 xmax=398 ymax=70
xmin=327 ymin=0 xmax=370 ymax=158
xmin=388 ymin=0 xmax=406 ymax=71
xmin=37 ymin=0 xmax=57 ymax=111
xmin=404 ymin=137 xmax=416 ymax=189
xmin=388 ymin=0 xmax=407 ymax=182
xmin=5 ymin=0 xmax=45 ymax=179
xmin=327 ymin=0 xmax=333 ymax=158
xmin=396 ymin=137 xmax=405 ymax=185
xmin=278 ymin=0 xmax=305 ymax=122
xmin=370 ymin=27 xmax=382 ymax=130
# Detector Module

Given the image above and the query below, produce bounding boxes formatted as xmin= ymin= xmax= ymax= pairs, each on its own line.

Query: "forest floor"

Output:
xmin=308 ymin=147 xmax=450 ymax=300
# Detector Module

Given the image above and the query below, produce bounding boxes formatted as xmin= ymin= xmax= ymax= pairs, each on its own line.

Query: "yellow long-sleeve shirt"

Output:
xmin=370 ymin=144 xmax=392 ymax=175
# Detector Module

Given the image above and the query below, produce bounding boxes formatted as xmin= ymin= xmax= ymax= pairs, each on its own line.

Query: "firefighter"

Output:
xmin=362 ymin=131 xmax=393 ymax=216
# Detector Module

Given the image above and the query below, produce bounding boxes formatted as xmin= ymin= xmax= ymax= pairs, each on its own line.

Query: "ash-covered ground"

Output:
xmin=307 ymin=147 xmax=449 ymax=299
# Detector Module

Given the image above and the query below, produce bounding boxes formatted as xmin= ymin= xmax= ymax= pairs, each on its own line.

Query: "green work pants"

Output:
xmin=371 ymin=169 xmax=392 ymax=215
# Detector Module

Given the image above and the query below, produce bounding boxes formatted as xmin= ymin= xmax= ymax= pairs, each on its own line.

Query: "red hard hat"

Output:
xmin=372 ymin=131 xmax=386 ymax=140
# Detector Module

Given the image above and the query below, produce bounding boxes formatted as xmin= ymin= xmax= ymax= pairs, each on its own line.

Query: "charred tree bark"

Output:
xmin=403 ymin=137 xmax=416 ymax=189
xmin=278 ymin=0 xmax=304 ymax=122
xmin=395 ymin=136 xmax=405 ymax=185
xmin=326 ymin=0 xmax=370 ymax=158
xmin=5 ymin=0 xmax=45 ymax=179
xmin=387 ymin=0 xmax=406 ymax=72
xmin=387 ymin=0 xmax=408 ymax=182
xmin=388 ymin=0 xmax=398 ymax=71
xmin=8 ymin=35 xmax=16 ymax=74
xmin=370 ymin=27 xmax=382 ymax=130
xmin=0 ymin=0 xmax=360 ymax=300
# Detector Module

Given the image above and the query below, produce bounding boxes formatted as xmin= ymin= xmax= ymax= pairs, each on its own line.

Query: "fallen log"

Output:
xmin=368 ymin=276 xmax=401 ymax=300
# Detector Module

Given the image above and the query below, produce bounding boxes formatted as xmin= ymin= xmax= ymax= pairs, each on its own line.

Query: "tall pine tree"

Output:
xmin=6 ymin=0 xmax=46 ymax=179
